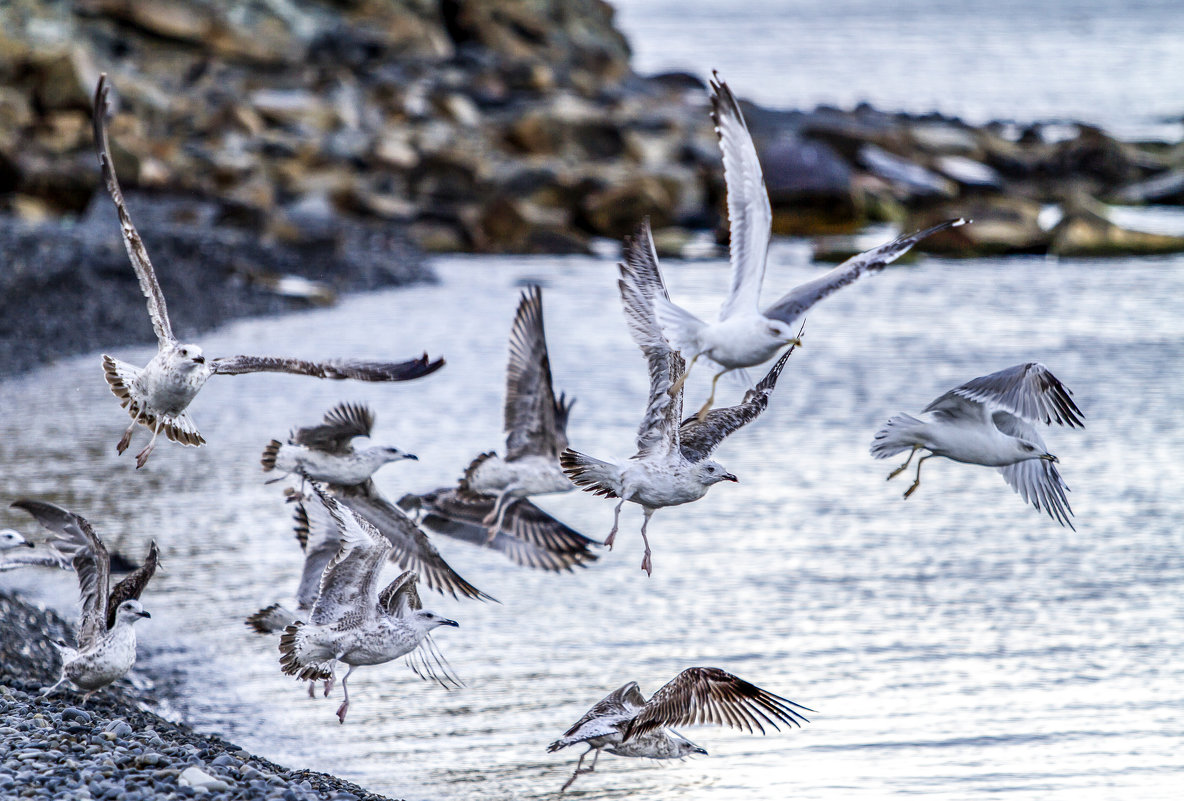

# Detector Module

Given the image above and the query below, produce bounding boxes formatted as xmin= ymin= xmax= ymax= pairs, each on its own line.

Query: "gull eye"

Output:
xmin=179 ymin=348 xmax=187 ymax=357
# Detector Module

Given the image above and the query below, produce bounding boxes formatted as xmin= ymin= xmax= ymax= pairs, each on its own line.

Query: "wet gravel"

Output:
xmin=0 ymin=592 xmax=398 ymax=801
xmin=0 ymin=197 xmax=433 ymax=377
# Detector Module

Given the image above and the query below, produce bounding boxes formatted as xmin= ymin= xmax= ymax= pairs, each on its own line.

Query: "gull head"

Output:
xmin=170 ymin=343 xmax=206 ymax=370
xmin=0 ymin=529 xmax=34 ymax=551
xmin=697 ymin=460 xmax=739 ymax=486
xmin=765 ymin=320 xmax=803 ymax=348
xmin=380 ymin=446 xmax=418 ymax=464
xmin=671 ymin=734 xmax=708 ymax=758
xmin=115 ymin=599 xmax=152 ymax=625
xmin=1017 ymin=440 xmax=1057 ymax=463
xmin=412 ymin=609 xmax=459 ymax=632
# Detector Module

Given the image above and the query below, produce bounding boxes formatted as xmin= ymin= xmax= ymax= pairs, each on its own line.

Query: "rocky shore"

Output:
xmin=0 ymin=590 xmax=398 ymax=801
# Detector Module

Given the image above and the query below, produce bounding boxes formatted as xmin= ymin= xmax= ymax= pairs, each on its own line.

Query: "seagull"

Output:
xmin=654 ymin=71 xmax=966 ymax=419
xmin=92 ymin=74 xmax=444 ymax=468
xmin=16 ymin=500 xmax=159 ymax=701
xmin=559 ymin=221 xmax=794 ymax=575
xmin=871 ymin=362 xmax=1084 ymax=528
xmin=547 ymin=667 xmax=812 ymax=793
xmin=0 ymin=529 xmax=35 ymax=551
xmin=277 ymin=483 xmax=461 ymax=724
xmin=399 ymin=286 xmax=600 ymax=571
xmin=398 ymin=488 xmax=598 ymax=572
xmin=260 ymin=405 xmax=493 ymax=601
xmin=262 ymin=402 xmax=418 ymax=486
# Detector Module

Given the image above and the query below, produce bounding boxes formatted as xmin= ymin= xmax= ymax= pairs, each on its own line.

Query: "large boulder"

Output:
xmin=759 ymin=136 xmax=862 ymax=234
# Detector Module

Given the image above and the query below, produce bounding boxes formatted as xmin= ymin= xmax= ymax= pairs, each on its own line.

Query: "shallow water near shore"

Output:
xmin=2 ymin=238 xmax=1183 ymax=799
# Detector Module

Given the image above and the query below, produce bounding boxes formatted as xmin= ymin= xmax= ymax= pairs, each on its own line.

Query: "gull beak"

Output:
xmin=1041 ymin=453 xmax=1058 ymax=463
xmin=443 ymin=619 xmax=459 ymax=628
xmin=723 ymin=473 xmax=739 ymax=483
xmin=139 ymin=610 xmax=152 ymax=619
xmin=193 ymin=356 xmax=205 ymax=364
xmin=787 ymin=337 xmax=803 ymax=348
xmin=694 ymin=747 xmax=708 ymax=756
xmin=24 ymin=541 xmax=36 ymax=548
xmin=402 ymin=452 xmax=419 ymax=461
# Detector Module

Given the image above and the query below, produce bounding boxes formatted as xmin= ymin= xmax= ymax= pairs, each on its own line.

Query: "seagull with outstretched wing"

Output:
xmin=91 ymin=74 xmax=444 ymax=467
xmin=548 ymin=667 xmax=811 ymax=792
xmin=654 ymin=71 xmax=966 ymax=419
xmin=871 ymin=362 xmax=1083 ymax=527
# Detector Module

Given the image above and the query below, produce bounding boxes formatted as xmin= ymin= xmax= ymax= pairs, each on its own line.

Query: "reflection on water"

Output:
xmin=2 ymin=242 xmax=1182 ymax=800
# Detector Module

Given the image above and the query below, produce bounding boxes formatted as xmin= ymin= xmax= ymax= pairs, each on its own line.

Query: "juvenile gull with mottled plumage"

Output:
xmin=277 ymin=483 xmax=460 ymax=724
xmin=560 ymin=221 xmax=794 ymax=575
xmin=92 ymin=74 xmax=443 ymax=467
xmin=14 ymin=500 xmax=159 ymax=701
xmin=548 ymin=667 xmax=811 ymax=792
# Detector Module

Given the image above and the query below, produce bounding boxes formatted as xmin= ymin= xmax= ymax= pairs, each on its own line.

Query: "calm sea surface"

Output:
xmin=2 ymin=237 xmax=1182 ymax=799
xmin=616 ymin=0 xmax=1184 ymax=140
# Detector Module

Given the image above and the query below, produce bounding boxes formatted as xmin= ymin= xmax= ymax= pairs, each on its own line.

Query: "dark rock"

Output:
xmin=1050 ymin=194 xmax=1184 ymax=257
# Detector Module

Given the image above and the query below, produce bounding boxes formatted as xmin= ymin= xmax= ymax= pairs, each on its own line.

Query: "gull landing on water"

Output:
xmin=871 ymin=362 xmax=1084 ymax=528
xmin=92 ymin=74 xmax=444 ymax=468
xmin=656 ymin=71 xmax=966 ymax=419
xmin=560 ymin=222 xmax=794 ymax=575
xmin=547 ymin=667 xmax=811 ymax=793
xmin=13 ymin=500 xmax=159 ymax=701
xmin=277 ymin=483 xmax=460 ymax=724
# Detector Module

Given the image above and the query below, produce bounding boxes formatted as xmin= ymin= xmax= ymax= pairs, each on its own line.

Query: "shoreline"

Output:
xmin=0 ymin=590 xmax=399 ymax=801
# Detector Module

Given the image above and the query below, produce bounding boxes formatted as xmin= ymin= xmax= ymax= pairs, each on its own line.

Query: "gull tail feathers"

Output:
xmin=559 ymin=449 xmax=619 ymax=498
xmin=261 ymin=440 xmax=282 ymax=472
xmin=547 ymin=734 xmax=582 ymax=753
xmin=870 ymin=414 xmax=925 ymax=459
xmin=246 ymin=603 xmax=299 ymax=634
xmin=653 ymin=294 xmax=706 ymax=356
xmin=278 ymin=622 xmax=333 ymax=681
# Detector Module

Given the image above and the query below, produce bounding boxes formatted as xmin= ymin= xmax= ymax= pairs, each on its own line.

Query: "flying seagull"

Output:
xmin=547 ymin=667 xmax=811 ymax=792
xmin=278 ymin=483 xmax=460 ymax=723
xmin=871 ymin=362 xmax=1083 ymax=528
xmin=399 ymin=286 xmax=600 ymax=571
xmin=15 ymin=500 xmax=159 ymax=701
xmin=560 ymin=221 xmax=794 ymax=575
xmin=262 ymin=402 xmax=418 ymax=486
xmin=655 ymin=71 xmax=966 ymax=419
xmin=92 ymin=74 xmax=444 ymax=467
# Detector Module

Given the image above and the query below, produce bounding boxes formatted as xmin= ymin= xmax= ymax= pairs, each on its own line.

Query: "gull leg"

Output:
xmin=135 ymin=418 xmax=164 ymax=469
xmin=307 ymin=680 xmax=317 ymax=699
xmin=482 ymin=490 xmax=516 ymax=543
xmin=335 ymin=664 xmax=356 ymax=724
xmin=639 ymin=508 xmax=654 ymax=576
xmin=39 ymin=674 xmax=67 ymax=698
xmin=324 ymin=658 xmax=339 ymax=696
xmin=116 ymin=408 xmax=144 ymax=455
xmin=561 ymin=746 xmax=599 ymax=793
xmin=604 ymin=499 xmax=625 ymax=549
xmin=904 ymin=455 xmax=933 ymax=499
xmin=667 ymin=354 xmax=701 ymax=398
xmin=695 ymin=369 xmax=730 ymax=422
xmin=886 ymin=446 xmax=920 ymax=481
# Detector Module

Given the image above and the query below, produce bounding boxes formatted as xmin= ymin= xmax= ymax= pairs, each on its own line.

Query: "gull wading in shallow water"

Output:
xmin=547 ymin=667 xmax=811 ymax=793
xmin=399 ymin=286 xmax=600 ymax=572
xmin=15 ymin=500 xmax=159 ymax=701
xmin=92 ymin=74 xmax=444 ymax=468
xmin=262 ymin=402 xmax=418 ymax=487
xmin=278 ymin=483 xmax=460 ymax=724
xmin=871 ymin=362 xmax=1084 ymax=528
xmin=560 ymin=221 xmax=793 ymax=575
xmin=656 ymin=71 xmax=966 ymax=419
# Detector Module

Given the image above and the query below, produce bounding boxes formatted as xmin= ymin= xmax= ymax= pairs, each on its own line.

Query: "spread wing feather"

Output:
xmin=504 ymin=287 xmax=570 ymax=459
xmin=210 ymin=354 xmax=444 ymax=381
xmin=993 ymin=413 xmax=1075 ymax=529
xmin=305 ymin=483 xmax=391 ymax=628
xmin=93 ymin=74 xmax=174 ymax=347
xmin=105 ymin=540 xmax=160 ymax=630
xmin=290 ymin=402 xmax=376 ymax=454
xmin=954 ymin=363 xmax=1084 ymax=428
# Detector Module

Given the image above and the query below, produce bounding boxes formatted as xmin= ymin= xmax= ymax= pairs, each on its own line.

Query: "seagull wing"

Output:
xmin=0 ymin=552 xmax=73 ymax=572
xmin=711 ymin=73 xmax=773 ymax=322
xmin=559 ymin=681 xmax=647 ymax=741
xmin=290 ymin=402 xmax=376 ymax=454
xmin=401 ymin=488 xmax=599 ymax=571
xmin=993 ymin=412 xmax=1075 ymax=529
xmin=624 ymin=667 xmax=812 ymax=742
xmin=953 ymin=363 xmax=1084 ymax=428
xmin=504 ymin=286 xmax=571 ymax=459
xmin=678 ymin=341 xmax=795 ymax=462
xmin=93 ymin=74 xmax=174 ymax=347
xmin=377 ymin=570 xmax=421 ymax=617
xmin=336 ymin=485 xmax=495 ymax=602
xmin=305 ymin=483 xmax=392 ymax=628
xmin=923 ymin=389 xmax=991 ymax=424
xmin=763 ymin=219 xmax=967 ymax=326
xmin=292 ymin=498 xmax=345 ymax=611
xmin=619 ymin=220 xmax=684 ymax=458
xmin=210 ymin=353 xmax=444 ymax=381
xmin=105 ymin=540 xmax=160 ymax=630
